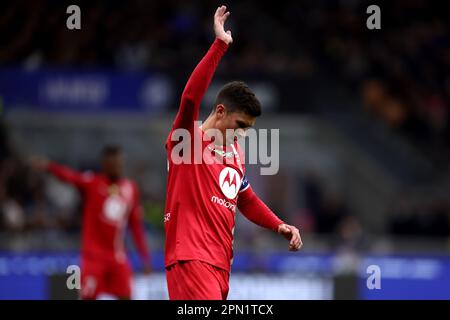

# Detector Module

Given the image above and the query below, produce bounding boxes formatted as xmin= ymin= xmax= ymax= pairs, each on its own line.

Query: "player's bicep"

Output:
xmin=171 ymin=93 xmax=198 ymax=131
xmin=76 ymin=171 xmax=94 ymax=190
xmin=237 ymin=175 xmax=253 ymax=209
xmin=48 ymin=162 xmax=92 ymax=191
xmin=165 ymin=124 xmax=194 ymax=156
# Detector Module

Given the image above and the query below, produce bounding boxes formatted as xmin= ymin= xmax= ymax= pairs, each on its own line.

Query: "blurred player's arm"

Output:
xmin=30 ymin=156 xmax=91 ymax=191
xmin=128 ymin=186 xmax=152 ymax=274
xmin=169 ymin=6 xmax=231 ymax=134
xmin=237 ymin=181 xmax=303 ymax=251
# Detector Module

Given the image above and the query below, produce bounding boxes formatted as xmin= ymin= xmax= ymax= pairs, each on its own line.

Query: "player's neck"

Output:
xmin=201 ymin=116 xmax=214 ymax=133
xmin=103 ymin=173 xmax=121 ymax=183
xmin=201 ymin=117 xmax=228 ymax=148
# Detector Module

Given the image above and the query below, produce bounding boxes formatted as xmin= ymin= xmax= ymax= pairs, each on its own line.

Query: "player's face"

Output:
xmin=102 ymin=153 xmax=123 ymax=181
xmin=216 ymin=109 xmax=256 ymax=144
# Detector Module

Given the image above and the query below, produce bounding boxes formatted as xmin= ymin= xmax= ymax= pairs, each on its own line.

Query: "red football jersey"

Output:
xmin=47 ymin=163 xmax=150 ymax=265
xmin=164 ymin=39 xmax=283 ymax=272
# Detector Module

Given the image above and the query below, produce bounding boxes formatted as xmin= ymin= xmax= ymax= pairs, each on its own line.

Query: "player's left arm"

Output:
xmin=128 ymin=185 xmax=152 ymax=273
xmin=237 ymin=178 xmax=303 ymax=251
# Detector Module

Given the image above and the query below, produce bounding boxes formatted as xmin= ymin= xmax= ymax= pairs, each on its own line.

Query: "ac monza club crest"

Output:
xmin=219 ymin=167 xmax=241 ymax=200
xmin=103 ymin=194 xmax=128 ymax=223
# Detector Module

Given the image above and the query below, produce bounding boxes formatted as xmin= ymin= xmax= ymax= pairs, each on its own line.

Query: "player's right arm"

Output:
xmin=168 ymin=6 xmax=232 ymax=139
xmin=30 ymin=156 xmax=91 ymax=191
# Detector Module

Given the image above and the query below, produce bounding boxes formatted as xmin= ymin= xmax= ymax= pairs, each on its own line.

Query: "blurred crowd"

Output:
xmin=388 ymin=192 xmax=449 ymax=238
xmin=0 ymin=120 xmax=79 ymax=233
xmin=298 ymin=171 xmax=449 ymax=241
xmin=1 ymin=0 xmax=449 ymax=243
xmin=1 ymin=0 xmax=448 ymax=147
xmin=0 ymin=121 xmax=165 ymax=238
xmin=1 ymin=119 xmax=449 ymax=246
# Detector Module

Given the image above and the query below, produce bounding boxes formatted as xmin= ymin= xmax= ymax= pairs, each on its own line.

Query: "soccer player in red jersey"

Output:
xmin=31 ymin=146 xmax=151 ymax=299
xmin=164 ymin=6 xmax=303 ymax=300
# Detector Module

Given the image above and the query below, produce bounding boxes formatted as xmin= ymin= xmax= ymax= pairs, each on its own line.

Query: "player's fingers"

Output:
xmin=295 ymin=234 xmax=302 ymax=248
xmin=289 ymin=232 xmax=299 ymax=246
xmin=217 ymin=6 xmax=224 ymax=16
xmin=291 ymin=236 xmax=302 ymax=250
xmin=216 ymin=6 xmax=225 ymax=18
xmin=296 ymin=234 xmax=303 ymax=249
xmin=289 ymin=228 xmax=300 ymax=245
xmin=288 ymin=230 xmax=296 ymax=242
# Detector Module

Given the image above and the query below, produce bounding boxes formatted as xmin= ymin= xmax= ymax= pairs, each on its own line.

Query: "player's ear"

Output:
xmin=215 ymin=104 xmax=226 ymax=118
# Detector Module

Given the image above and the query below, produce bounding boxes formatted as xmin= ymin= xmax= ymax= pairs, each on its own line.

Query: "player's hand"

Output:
xmin=277 ymin=223 xmax=303 ymax=251
xmin=214 ymin=5 xmax=232 ymax=45
xmin=29 ymin=156 xmax=49 ymax=171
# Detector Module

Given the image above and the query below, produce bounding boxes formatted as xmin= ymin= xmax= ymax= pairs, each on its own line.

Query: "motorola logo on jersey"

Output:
xmin=211 ymin=196 xmax=236 ymax=212
xmin=219 ymin=167 xmax=241 ymax=199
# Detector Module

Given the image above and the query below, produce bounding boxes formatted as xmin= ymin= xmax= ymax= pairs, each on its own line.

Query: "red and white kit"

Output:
xmin=47 ymin=163 xmax=150 ymax=299
xmin=164 ymin=38 xmax=283 ymax=300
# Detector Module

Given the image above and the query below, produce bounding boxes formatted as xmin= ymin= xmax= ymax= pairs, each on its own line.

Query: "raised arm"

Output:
xmin=170 ymin=6 xmax=232 ymax=133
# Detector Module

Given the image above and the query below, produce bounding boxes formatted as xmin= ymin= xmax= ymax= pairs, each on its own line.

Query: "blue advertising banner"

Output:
xmin=359 ymin=254 xmax=450 ymax=299
xmin=1 ymin=251 xmax=450 ymax=299
xmin=0 ymin=68 xmax=173 ymax=113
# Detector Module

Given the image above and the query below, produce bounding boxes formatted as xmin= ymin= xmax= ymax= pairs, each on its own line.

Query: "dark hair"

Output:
xmin=214 ymin=81 xmax=262 ymax=117
xmin=102 ymin=145 xmax=122 ymax=157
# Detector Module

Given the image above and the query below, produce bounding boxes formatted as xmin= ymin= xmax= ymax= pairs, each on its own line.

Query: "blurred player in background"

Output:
xmin=31 ymin=145 xmax=151 ymax=300
xmin=164 ymin=5 xmax=302 ymax=300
